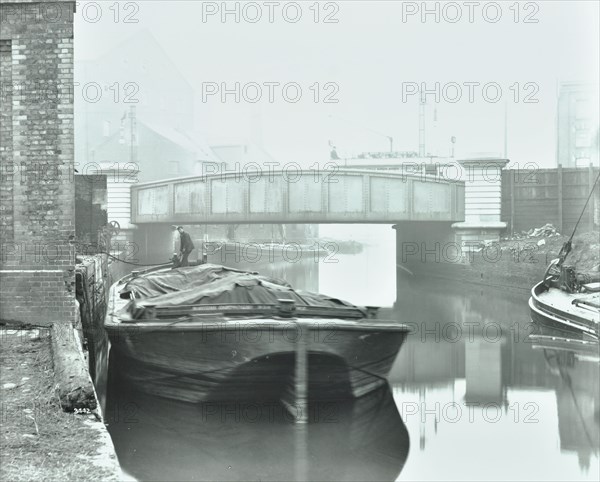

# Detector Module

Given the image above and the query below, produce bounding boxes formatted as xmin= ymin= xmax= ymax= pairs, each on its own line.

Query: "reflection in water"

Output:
xmin=105 ymin=239 xmax=599 ymax=481
xmin=391 ymin=275 xmax=599 ymax=480
xmin=208 ymin=250 xmax=320 ymax=294
xmin=106 ymin=381 xmax=408 ymax=482
xmin=533 ymin=338 xmax=600 ymax=471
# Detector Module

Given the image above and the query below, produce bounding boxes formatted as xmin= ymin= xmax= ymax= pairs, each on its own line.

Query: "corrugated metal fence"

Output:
xmin=501 ymin=166 xmax=599 ymax=235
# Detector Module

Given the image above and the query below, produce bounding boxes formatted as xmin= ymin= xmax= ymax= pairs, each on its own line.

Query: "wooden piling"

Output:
xmin=510 ymin=171 xmax=515 ymax=235
xmin=557 ymin=163 xmax=563 ymax=232
xmin=294 ymin=322 xmax=308 ymax=424
xmin=50 ymin=323 xmax=97 ymax=412
xmin=589 ymin=164 xmax=595 ymax=231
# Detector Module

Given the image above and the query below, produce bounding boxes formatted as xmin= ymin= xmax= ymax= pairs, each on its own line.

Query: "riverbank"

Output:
xmin=404 ymin=230 xmax=600 ymax=292
xmin=0 ymin=328 xmax=121 ymax=482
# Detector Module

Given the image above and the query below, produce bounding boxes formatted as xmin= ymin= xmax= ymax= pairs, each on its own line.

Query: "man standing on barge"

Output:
xmin=177 ymin=226 xmax=195 ymax=267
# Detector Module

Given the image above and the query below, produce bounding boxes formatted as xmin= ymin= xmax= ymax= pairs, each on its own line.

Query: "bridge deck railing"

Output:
xmin=130 ymin=168 xmax=465 ymax=224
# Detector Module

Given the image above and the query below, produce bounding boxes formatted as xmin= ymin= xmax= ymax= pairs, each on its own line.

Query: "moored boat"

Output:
xmin=529 ymin=333 xmax=600 ymax=361
xmin=529 ymin=278 xmax=599 ymax=339
xmin=529 ymin=169 xmax=600 ymax=339
xmin=105 ymin=264 xmax=410 ymax=406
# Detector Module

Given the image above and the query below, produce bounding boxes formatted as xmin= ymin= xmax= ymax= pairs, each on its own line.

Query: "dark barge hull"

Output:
xmin=105 ymin=265 xmax=410 ymax=403
xmin=106 ymin=319 xmax=408 ymax=403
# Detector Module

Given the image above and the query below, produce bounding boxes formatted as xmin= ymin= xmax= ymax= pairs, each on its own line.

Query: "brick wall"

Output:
xmin=0 ymin=1 xmax=77 ymax=325
xmin=0 ymin=40 xmax=14 ymax=241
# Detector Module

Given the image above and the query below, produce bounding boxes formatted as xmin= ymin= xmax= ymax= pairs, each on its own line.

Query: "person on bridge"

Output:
xmin=330 ymin=146 xmax=340 ymax=160
xmin=177 ymin=226 xmax=195 ymax=267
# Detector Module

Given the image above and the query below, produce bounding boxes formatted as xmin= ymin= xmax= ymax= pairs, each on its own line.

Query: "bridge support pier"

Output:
xmin=393 ymin=158 xmax=509 ymax=285
xmin=134 ymin=224 xmax=176 ymax=265
xmin=392 ymin=221 xmax=456 ymax=270
xmin=451 ymin=158 xmax=509 ymax=250
xmin=392 ymin=221 xmax=455 ymax=310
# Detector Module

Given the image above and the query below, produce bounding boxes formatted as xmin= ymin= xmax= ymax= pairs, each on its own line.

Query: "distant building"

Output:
xmin=75 ymin=30 xmax=196 ymax=172
xmin=341 ymin=155 xmax=457 ymax=178
xmin=75 ymin=175 xmax=107 ymax=244
xmin=210 ymin=142 xmax=278 ymax=168
xmin=557 ymin=81 xmax=600 ymax=167
xmin=89 ymin=109 xmax=217 ymax=183
xmin=200 ymin=142 xmax=316 ymax=244
xmin=75 ymin=31 xmax=315 ymax=244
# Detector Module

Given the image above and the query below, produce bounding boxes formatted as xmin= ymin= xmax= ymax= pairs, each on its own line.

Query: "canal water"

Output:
xmin=105 ymin=226 xmax=599 ymax=481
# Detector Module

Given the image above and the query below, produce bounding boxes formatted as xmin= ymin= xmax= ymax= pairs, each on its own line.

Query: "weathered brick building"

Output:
xmin=0 ymin=0 xmax=76 ymax=324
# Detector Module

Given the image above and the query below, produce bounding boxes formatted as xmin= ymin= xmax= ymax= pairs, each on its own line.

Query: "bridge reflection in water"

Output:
xmin=104 ymin=239 xmax=599 ymax=481
xmin=390 ymin=276 xmax=599 ymax=480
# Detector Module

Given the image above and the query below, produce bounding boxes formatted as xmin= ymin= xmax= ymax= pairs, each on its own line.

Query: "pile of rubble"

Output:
xmin=502 ymin=223 xmax=561 ymax=241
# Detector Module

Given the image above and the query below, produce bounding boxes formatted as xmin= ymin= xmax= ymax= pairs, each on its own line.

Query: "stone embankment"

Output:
xmin=0 ymin=328 xmax=121 ymax=481
xmin=0 ymin=252 xmax=133 ymax=481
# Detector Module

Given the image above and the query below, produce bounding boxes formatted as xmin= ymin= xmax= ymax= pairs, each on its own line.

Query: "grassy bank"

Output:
xmin=0 ymin=328 xmax=120 ymax=482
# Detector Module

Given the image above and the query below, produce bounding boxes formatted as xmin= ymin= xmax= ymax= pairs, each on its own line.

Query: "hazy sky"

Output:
xmin=75 ymin=1 xmax=600 ymax=167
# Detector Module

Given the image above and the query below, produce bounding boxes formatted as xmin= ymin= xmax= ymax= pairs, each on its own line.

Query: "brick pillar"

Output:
xmin=0 ymin=1 xmax=77 ymax=325
xmin=452 ymin=158 xmax=509 ymax=249
xmin=0 ymin=40 xmax=14 ymax=242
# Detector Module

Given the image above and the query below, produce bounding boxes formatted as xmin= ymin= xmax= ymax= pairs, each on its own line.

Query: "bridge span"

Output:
xmin=131 ymin=169 xmax=465 ymax=225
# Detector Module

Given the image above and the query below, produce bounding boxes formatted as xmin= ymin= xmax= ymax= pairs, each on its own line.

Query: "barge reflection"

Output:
xmin=106 ymin=379 xmax=409 ymax=482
